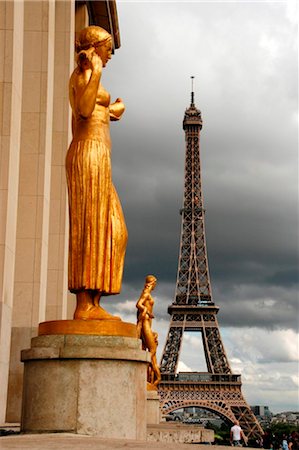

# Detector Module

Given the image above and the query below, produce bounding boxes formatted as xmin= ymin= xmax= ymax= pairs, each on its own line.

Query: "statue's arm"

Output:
xmin=69 ymin=75 xmax=76 ymax=136
xmin=72 ymin=53 xmax=103 ymax=119
xmin=136 ymin=293 xmax=148 ymax=318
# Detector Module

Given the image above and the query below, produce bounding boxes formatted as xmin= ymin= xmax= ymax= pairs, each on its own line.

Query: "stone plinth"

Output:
xmin=146 ymin=390 xmax=161 ymax=425
xmin=21 ymin=333 xmax=150 ymax=439
xmin=147 ymin=423 xmax=214 ymax=444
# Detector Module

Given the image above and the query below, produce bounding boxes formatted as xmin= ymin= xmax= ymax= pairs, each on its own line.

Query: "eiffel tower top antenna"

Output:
xmin=191 ymin=75 xmax=195 ymax=106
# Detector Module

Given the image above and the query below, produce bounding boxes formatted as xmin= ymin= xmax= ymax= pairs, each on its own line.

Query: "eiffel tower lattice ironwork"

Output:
xmin=159 ymin=79 xmax=263 ymax=441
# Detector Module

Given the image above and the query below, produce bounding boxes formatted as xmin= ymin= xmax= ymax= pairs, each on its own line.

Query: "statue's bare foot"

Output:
xmin=147 ymin=381 xmax=158 ymax=391
xmin=74 ymin=305 xmax=121 ymax=321
xmin=97 ymin=305 xmax=121 ymax=321
xmin=93 ymin=291 xmax=101 ymax=307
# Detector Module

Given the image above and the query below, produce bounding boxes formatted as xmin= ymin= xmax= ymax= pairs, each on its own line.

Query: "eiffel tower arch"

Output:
xmin=159 ymin=81 xmax=263 ymax=441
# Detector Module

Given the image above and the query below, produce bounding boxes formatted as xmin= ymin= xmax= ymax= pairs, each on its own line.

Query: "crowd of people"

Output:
xmin=262 ymin=429 xmax=299 ymax=450
xmin=229 ymin=422 xmax=299 ymax=450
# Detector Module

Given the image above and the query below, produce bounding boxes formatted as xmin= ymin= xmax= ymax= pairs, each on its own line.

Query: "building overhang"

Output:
xmin=77 ymin=0 xmax=121 ymax=50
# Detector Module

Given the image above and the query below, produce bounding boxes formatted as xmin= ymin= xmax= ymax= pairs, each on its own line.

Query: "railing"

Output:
xmin=161 ymin=372 xmax=241 ymax=383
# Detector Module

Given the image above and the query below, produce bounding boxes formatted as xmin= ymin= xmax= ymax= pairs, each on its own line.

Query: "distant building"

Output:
xmin=251 ymin=406 xmax=272 ymax=418
xmin=271 ymin=412 xmax=299 ymax=425
xmin=250 ymin=406 xmax=273 ymax=427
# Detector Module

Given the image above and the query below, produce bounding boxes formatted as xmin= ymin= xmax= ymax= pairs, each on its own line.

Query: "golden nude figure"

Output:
xmin=66 ymin=26 xmax=128 ymax=320
xmin=136 ymin=275 xmax=161 ymax=389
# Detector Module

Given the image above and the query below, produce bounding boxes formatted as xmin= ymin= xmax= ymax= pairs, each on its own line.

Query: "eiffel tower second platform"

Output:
xmin=159 ymin=85 xmax=263 ymax=441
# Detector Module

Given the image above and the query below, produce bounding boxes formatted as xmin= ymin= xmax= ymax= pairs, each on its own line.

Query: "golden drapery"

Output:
xmin=66 ymin=86 xmax=127 ymax=295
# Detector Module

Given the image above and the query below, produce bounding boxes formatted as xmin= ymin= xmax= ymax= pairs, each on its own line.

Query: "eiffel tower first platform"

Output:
xmin=159 ymin=80 xmax=263 ymax=441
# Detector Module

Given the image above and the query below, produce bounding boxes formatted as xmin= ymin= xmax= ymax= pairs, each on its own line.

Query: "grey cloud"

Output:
xmin=217 ymin=298 xmax=298 ymax=331
xmin=103 ymin=2 xmax=298 ymax=337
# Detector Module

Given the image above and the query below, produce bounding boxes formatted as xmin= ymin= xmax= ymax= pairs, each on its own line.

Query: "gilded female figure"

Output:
xmin=136 ymin=275 xmax=161 ymax=388
xmin=66 ymin=26 xmax=128 ymax=320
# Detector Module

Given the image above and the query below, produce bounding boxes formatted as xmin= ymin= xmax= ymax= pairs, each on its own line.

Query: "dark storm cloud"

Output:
xmin=215 ymin=284 xmax=299 ymax=330
xmin=104 ymin=1 xmax=298 ymax=334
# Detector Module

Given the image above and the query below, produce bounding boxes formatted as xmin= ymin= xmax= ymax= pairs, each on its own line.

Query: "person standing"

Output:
xmin=289 ymin=431 xmax=299 ymax=450
xmin=230 ymin=420 xmax=248 ymax=447
xmin=282 ymin=434 xmax=289 ymax=450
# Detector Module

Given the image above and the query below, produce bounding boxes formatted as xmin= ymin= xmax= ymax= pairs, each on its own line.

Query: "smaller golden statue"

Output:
xmin=136 ymin=275 xmax=161 ymax=390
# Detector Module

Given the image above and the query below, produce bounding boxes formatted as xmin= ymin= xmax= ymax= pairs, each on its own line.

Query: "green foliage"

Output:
xmin=205 ymin=421 xmax=219 ymax=432
xmin=216 ymin=430 xmax=231 ymax=445
xmin=205 ymin=421 xmax=231 ymax=445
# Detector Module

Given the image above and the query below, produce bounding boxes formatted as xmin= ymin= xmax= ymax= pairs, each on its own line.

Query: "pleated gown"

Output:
xmin=65 ymin=87 xmax=128 ymax=294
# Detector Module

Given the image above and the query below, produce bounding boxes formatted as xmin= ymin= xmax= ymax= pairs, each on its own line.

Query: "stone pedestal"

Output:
xmin=146 ymin=390 xmax=161 ymax=425
xmin=21 ymin=332 xmax=150 ymax=439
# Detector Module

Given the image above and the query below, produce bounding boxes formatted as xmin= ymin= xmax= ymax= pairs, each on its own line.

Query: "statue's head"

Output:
xmin=76 ymin=26 xmax=112 ymax=68
xmin=145 ymin=275 xmax=157 ymax=290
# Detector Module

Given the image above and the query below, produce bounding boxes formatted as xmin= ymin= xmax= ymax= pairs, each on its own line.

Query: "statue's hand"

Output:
xmin=90 ymin=51 xmax=103 ymax=72
xmin=109 ymin=98 xmax=125 ymax=121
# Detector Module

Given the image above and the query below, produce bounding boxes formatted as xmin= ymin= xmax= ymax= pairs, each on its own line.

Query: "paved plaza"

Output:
xmin=0 ymin=433 xmax=218 ymax=450
xmin=0 ymin=433 xmax=239 ymax=450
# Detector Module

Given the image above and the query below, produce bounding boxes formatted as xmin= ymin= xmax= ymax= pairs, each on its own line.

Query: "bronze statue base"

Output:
xmin=38 ymin=320 xmax=137 ymax=338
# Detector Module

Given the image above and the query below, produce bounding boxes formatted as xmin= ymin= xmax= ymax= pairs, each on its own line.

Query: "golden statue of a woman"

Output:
xmin=136 ymin=275 xmax=161 ymax=389
xmin=66 ymin=26 xmax=128 ymax=320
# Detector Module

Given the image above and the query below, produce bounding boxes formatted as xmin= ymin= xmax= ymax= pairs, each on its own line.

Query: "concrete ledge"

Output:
xmin=147 ymin=423 xmax=214 ymax=444
xmin=22 ymin=346 xmax=150 ymax=363
xmin=21 ymin=347 xmax=60 ymax=361
xmin=60 ymin=346 xmax=149 ymax=361
xmin=22 ymin=335 xmax=151 ymax=363
xmin=146 ymin=390 xmax=161 ymax=425
xmin=31 ymin=335 xmax=141 ymax=349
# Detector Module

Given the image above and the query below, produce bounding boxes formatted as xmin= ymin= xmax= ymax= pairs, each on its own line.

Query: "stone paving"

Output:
xmin=0 ymin=433 xmax=251 ymax=450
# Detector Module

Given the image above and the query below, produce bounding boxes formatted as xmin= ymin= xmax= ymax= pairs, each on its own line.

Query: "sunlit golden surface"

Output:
xmin=136 ymin=275 xmax=161 ymax=390
xmin=66 ymin=26 xmax=127 ymax=320
xmin=38 ymin=320 xmax=137 ymax=337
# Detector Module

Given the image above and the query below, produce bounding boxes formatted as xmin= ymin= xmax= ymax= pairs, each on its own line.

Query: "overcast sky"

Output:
xmin=99 ymin=0 xmax=298 ymax=413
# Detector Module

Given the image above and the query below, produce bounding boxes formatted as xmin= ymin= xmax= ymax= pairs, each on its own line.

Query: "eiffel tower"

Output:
xmin=159 ymin=78 xmax=263 ymax=441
